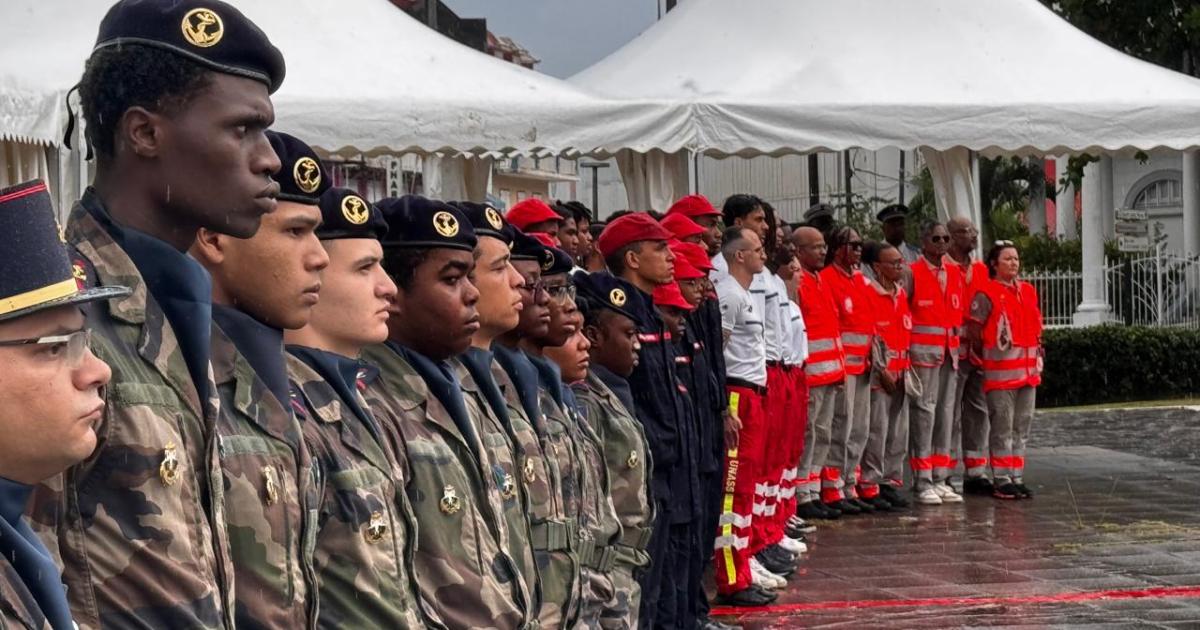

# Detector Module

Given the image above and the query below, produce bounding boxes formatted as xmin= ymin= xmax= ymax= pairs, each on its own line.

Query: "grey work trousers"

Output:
xmin=799 ymin=382 xmax=841 ymax=504
xmin=826 ymin=372 xmax=871 ymax=498
xmin=955 ymin=361 xmax=990 ymax=479
xmin=908 ymin=360 xmax=957 ymax=492
xmin=987 ymin=386 xmax=1037 ymax=483
xmin=861 ymin=373 xmax=909 ymax=488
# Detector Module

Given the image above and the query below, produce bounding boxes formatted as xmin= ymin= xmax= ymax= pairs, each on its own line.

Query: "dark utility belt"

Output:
xmin=726 ymin=377 xmax=767 ymax=396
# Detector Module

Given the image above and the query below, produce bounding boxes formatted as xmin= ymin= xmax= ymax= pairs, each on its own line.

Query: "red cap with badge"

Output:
xmin=506 ymin=198 xmax=562 ymax=231
xmin=667 ymin=194 xmax=720 ymax=219
xmin=661 ymin=212 xmax=706 ymax=240
xmin=596 ymin=212 xmax=673 ymax=257
xmin=652 ymin=283 xmax=694 ymax=311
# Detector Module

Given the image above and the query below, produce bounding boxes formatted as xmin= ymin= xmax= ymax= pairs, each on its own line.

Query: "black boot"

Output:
xmin=963 ymin=476 xmax=994 ymax=496
xmin=992 ymin=481 xmax=1020 ymax=500
xmin=1014 ymin=482 xmax=1034 ymax=499
xmin=879 ymin=485 xmax=910 ymax=508
xmin=825 ymin=499 xmax=861 ymax=515
xmin=863 ymin=495 xmax=893 ymax=512
xmin=756 ymin=547 xmax=796 ymax=575
xmin=848 ymin=497 xmax=876 ymax=513
xmin=796 ymin=501 xmax=826 ymax=520
xmin=714 ymin=585 xmax=777 ymax=607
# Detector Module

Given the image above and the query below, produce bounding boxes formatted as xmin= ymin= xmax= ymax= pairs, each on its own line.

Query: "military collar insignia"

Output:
xmin=485 ymin=206 xmax=504 ymax=230
xmin=160 ymin=442 xmax=180 ymax=486
xmin=342 ymin=194 xmax=369 ymax=225
xmin=262 ymin=466 xmax=280 ymax=506
xmin=433 ymin=211 xmax=460 ymax=237
xmin=609 ymin=288 xmax=627 ymax=307
xmin=440 ymin=484 xmax=462 ymax=514
xmin=627 ymin=450 xmax=639 ymax=469
xmin=364 ymin=511 xmax=388 ymax=543
xmin=501 ymin=473 xmax=517 ymax=500
xmin=523 ymin=458 xmax=536 ymax=483
xmin=181 ymin=7 xmax=224 ymax=48
xmin=293 ymin=156 xmax=321 ymax=194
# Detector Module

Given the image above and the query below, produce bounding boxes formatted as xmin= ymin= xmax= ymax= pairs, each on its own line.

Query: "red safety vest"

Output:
xmin=908 ymin=257 xmax=965 ymax=368
xmin=955 ymin=258 xmax=990 ymax=365
xmin=867 ymin=281 xmax=912 ymax=375
xmin=799 ymin=268 xmax=846 ymax=387
xmin=980 ymin=279 xmax=1044 ymax=392
xmin=821 ymin=265 xmax=875 ymax=376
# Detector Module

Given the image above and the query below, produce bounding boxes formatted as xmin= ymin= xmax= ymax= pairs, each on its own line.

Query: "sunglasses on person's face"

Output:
xmin=930 ymin=235 xmax=950 ymax=243
xmin=846 ymin=241 xmax=864 ymax=250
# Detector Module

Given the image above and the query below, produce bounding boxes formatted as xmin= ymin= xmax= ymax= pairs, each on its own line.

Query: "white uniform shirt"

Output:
xmin=710 ymin=252 xmax=730 ymax=285
xmin=752 ymin=271 xmax=783 ymax=362
xmin=715 ymin=274 xmax=767 ymax=386
xmin=786 ymin=299 xmax=809 ymax=366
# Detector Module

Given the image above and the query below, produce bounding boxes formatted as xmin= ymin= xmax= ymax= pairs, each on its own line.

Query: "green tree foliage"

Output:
xmin=1040 ymin=0 xmax=1200 ymax=77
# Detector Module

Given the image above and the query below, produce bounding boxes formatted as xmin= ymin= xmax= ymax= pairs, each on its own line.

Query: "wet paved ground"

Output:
xmin=710 ymin=408 xmax=1200 ymax=628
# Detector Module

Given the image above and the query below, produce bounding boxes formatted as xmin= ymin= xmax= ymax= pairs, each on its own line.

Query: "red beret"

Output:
xmin=506 ymin=198 xmax=562 ymax=231
xmin=528 ymin=231 xmax=559 ymax=247
xmin=667 ymin=194 xmax=719 ymax=219
xmin=673 ymin=241 xmax=714 ymax=272
xmin=596 ymin=212 xmax=673 ymax=257
xmin=661 ymin=212 xmax=706 ymax=240
xmin=652 ymin=283 xmax=694 ymax=311
xmin=671 ymin=253 xmax=704 ymax=281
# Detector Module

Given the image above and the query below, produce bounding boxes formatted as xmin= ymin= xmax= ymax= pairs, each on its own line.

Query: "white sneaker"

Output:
xmin=777 ymin=536 xmax=807 ymax=555
xmin=788 ymin=516 xmax=817 ymax=534
xmin=915 ymin=488 xmax=943 ymax=505
xmin=749 ymin=558 xmax=786 ymax=589
xmin=934 ymin=482 xmax=964 ymax=503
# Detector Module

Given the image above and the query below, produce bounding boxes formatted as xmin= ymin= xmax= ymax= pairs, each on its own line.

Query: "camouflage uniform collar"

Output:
xmin=490 ymin=343 xmax=541 ymax=423
xmin=459 ymin=348 xmax=511 ymax=427
xmin=390 ymin=343 xmax=480 ymax=454
xmin=212 ymin=304 xmax=289 ymax=408
xmin=362 ymin=343 xmax=429 ymax=410
xmin=590 ymin=365 xmax=636 ymax=417
xmin=527 ymin=352 xmax=567 ymax=411
xmin=286 ymin=347 xmax=360 ymax=422
xmin=0 ymin=477 xmax=73 ymax=630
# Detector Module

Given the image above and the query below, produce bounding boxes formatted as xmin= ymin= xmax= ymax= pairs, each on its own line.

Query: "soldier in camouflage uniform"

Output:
xmin=364 ymin=196 xmax=534 ymax=629
xmin=284 ymin=184 xmax=433 ymax=628
xmin=524 ymin=248 xmax=623 ymax=628
xmin=190 ymin=130 xmax=332 ymax=628
xmin=29 ymin=3 xmax=285 ymax=627
xmin=452 ymin=202 xmax=545 ymax=611
xmin=0 ymin=180 xmax=130 ymax=630
xmin=494 ymin=237 xmax=588 ymax=627
xmin=573 ymin=272 xmax=658 ymax=628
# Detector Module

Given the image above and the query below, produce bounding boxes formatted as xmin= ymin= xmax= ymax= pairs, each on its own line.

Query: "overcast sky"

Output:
xmin=443 ymin=0 xmax=660 ymax=78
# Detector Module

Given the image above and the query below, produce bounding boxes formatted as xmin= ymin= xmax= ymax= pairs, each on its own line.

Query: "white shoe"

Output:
xmin=788 ymin=516 xmax=817 ymax=534
xmin=915 ymin=488 xmax=943 ymax=505
xmin=750 ymin=558 xmax=787 ymax=589
xmin=933 ymin=482 xmax=964 ymax=503
xmin=777 ymin=536 xmax=807 ymax=555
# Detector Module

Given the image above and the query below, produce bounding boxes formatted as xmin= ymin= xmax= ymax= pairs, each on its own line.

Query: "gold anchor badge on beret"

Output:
xmin=342 ymin=195 xmax=369 ymax=225
xmin=610 ymin=288 xmax=627 ymax=307
xmin=485 ymin=207 xmax=504 ymax=230
xmin=262 ymin=466 xmax=280 ymax=506
xmin=159 ymin=442 xmax=180 ymax=486
xmin=433 ymin=211 xmax=460 ymax=237
xmin=293 ymin=157 xmax=321 ymax=194
xmin=364 ymin=511 xmax=388 ymax=544
xmin=181 ymin=8 xmax=224 ymax=48
xmin=523 ymin=458 xmax=536 ymax=483
xmin=541 ymin=252 xmax=554 ymax=272
xmin=501 ymin=473 xmax=517 ymax=500
xmin=439 ymin=485 xmax=462 ymax=515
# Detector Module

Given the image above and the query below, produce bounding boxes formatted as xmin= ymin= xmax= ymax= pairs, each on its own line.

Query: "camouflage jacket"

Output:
xmin=572 ymin=370 xmax=656 ymax=570
xmin=451 ymin=358 xmax=541 ymax=615
xmin=0 ymin=556 xmax=50 ymax=630
xmin=362 ymin=343 xmax=532 ymax=630
xmin=285 ymin=351 xmax=431 ymax=629
xmin=211 ymin=324 xmax=319 ymax=629
xmin=29 ymin=202 xmax=235 ymax=630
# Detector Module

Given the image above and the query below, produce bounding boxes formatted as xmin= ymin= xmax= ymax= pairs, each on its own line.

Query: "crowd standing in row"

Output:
xmin=0 ymin=1 xmax=1046 ymax=629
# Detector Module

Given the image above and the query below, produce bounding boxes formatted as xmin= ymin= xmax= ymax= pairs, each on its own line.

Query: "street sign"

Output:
xmin=1118 ymin=235 xmax=1151 ymax=252
xmin=1115 ymin=209 xmax=1148 ymax=222
xmin=1115 ymin=220 xmax=1149 ymax=235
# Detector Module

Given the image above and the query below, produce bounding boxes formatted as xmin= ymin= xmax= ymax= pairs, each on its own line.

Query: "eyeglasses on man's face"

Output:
xmin=545 ymin=283 xmax=576 ymax=305
xmin=0 ymin=328 xmax=92 ymax=368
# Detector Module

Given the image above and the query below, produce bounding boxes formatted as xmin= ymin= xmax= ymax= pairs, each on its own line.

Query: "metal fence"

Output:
xmin=1024 ymin=249 xmax=1200 ymax=329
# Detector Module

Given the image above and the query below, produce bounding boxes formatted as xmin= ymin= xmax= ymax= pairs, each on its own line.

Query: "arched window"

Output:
xmin=1132 ymin=177 xmax=1182 ymax=210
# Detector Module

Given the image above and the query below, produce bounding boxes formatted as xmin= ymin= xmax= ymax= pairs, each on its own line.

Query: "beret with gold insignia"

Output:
xmin=453 ymin=201 xmax=511 ymax=243
xmin=267 ymin=131 xmax=328 ymax=205
xmin=509 ymin=228 xmax=546 ymax=263
xmin=376 ymin=195 xmax=476 ymax=252
xmin=94 ymin=0 xmax=286 ymax=93
xmin=317 ymin=187 xmax=386 ymax=241
xmin=541 ymin=246 xmax=574 ymax=276
xmin=572 ymin=271 xmax=640 ymax=324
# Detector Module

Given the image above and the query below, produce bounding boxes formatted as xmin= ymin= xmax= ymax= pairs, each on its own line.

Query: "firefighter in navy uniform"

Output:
xmin=595 ymin=213 xmax=694 ymax=629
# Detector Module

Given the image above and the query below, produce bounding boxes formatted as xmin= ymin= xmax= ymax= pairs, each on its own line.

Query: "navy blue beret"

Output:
xmin=453 ymin=201 xmax=511 ymax=243
xmin=572 ymin=271 xmax=640 ymax=324
xmin=267 ymin=131 xmax=328 ymax=205
xmin=509 ymin=229 xmax=545 ymax=263
xmin=316 ymin=188 xmax=386 ymax=241
xmin=94 ymin=0 xmax=286 ymax=93
xmin=540 ymin=246 xmax=574 ymax=276
xmin=376 ymin=195 xmax=476 ymax=252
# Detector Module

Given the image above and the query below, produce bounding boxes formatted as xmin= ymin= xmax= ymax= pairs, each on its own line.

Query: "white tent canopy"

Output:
xmin=0 ymin=0 xmax=691 ymax=158
xmin=570 ymin=0 xmax=1200 ymax=158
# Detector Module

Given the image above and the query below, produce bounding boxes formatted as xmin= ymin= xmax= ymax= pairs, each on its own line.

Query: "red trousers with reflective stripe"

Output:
xmin=756 ymin=365 xmax=798 ymax=552
xmin=714 ymin=385 xmax=767 ymax=594
xmin=782 ymin=369 xmax=809 ymax=525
